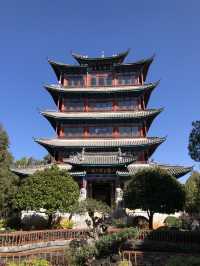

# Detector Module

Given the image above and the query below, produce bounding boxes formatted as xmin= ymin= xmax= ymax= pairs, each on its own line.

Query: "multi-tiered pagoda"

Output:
xmin=13 ymin=49 xmax=191 ymax=207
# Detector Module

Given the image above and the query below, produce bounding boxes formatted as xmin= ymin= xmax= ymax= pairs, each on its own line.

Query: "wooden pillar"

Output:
xmin=83 ymin=127 xmax=89 ymax=138
xmin=79 ymin=177 xmax=87 ymax=200
xmin=113 ymin=127 xmax=119 ymax=138
xmin=84 ymin=97 xmax=89 ymax=112
xmin=113 ymin=97 xmax=117 ymax=111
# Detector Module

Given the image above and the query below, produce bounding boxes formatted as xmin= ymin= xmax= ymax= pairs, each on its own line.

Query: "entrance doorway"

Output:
xmin=92 ymin=182 xmax=112 ymax=206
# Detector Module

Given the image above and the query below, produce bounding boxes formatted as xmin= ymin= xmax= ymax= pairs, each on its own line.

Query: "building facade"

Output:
xmin=13 ymin=49 xmax=191 ymax=207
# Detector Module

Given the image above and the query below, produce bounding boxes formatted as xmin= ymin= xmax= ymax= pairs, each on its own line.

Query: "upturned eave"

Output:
xmin=40 ymin=108 xmax=163 ymax=131
xmin=71 ymin=49 xmax=130 ymax=65
xmin=116 ymin=163 xmax=192 ymax=179
xmin=44 ymin=81 xmax=159 ymax=106
xmin=35 ymin=137 xmax=166 ymax=153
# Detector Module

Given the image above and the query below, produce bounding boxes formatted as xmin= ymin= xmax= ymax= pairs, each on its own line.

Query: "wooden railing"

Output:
xmin=0 ymin=228 xmax=200 ymax=248
xmin=0 ymin=229 xmax=88 ymax=247
xmin=0 ymin=248 xmax=67 ymax=266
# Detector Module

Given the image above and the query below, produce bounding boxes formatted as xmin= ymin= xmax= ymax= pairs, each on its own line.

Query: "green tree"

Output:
xmin=185 ymin=171 xmax=200 ymax=214
xmin=124 ymin=168 xmax=185 ymax=229
xmin=188 ymin=121 xmax=200 ymax=162
xmin=0 ymin=124 xmax=18 ymax=218
xmin=15 ymin=154 xmax=51 ymax=167
xmin=14 ymin=166 xmax=79 ymax=227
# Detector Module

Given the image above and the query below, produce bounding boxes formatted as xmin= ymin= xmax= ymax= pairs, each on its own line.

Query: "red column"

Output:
xmin=113 ymin=98 xmax=117 ymax=111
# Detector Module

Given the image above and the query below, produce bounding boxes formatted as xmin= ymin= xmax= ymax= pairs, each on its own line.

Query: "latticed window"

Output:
xmin=64 ymin=127 xmax=84 ymax=136
xmin=90 ymin=75 xmax=113 ymax=86
xmin=118 ymin=97 xmax=138 ymax=110
xmin=67 ymin=75 xmax=84 ymax=87
xmin=89 ymin=127 xmax=113 ymax=136
xmin=89 ymin=99 xmax=113 ymax=111
xmin=117 ymin=73 xmax=136 ymax=85
xmin=64 ymin=98 xmax=84 ymax=111
xmin=118 ymin=126 xmax=140 ymax=137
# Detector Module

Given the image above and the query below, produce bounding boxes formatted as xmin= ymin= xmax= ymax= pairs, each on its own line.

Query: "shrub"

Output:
xmin=57 ymin=218 xmax=75 ymax=229
xmin=95 ymin=228 xmax=139 ymax=258
xmin=0 ymin=219 xmax=6 ymax=231
xmin=112 ymin=218 xmax=128 ymax=228
xmin=65 ymin=228 xmax=139 ymax=265
xmin=166 ymin=256 xmax=200 ymax=266
xmin=164 ymin=216 xmax=182 ymax=228
xmin=7 ymin=258 xmax=51 ymax=266
xmin=118 ymin=260 xmax=129 ymax=266
xmin=66 ymin=243 xmax=97 ymax=266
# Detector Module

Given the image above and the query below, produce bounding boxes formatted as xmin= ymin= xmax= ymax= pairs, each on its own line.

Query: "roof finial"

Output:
xmin=101 ymin=51 xmax=105 ymax=58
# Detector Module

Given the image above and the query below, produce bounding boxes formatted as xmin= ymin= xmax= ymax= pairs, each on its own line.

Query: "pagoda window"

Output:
xmin=89 ymin=127 xmax=113 ymax=136
xmin=91 ymin=76 xmax=97 ymax=86
xmin=90 ymin=75 xmax=113 ymax=87
xmin=89 ymin=99 xmax=112 ymax=111
xmin=118 ymin=97 xmax=138 ymax=110
xmin=67 ymin=75 xmax=84 ymax=87
xmin=119 ymin=126 xmax=140 ymax=137
xmin=64 ymin=127 xmax=84 ymax=137
xmin=117 ymin=73 xmax=136 ymax=85
xmin=64 ymin=98 xmax=84 ymax=111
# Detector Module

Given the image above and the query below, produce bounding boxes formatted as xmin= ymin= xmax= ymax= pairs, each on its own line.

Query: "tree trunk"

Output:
xmin=47 ymin=214 xmax=53 ymax=228
xmin=148 ymin=211 xmax=154 ymax=230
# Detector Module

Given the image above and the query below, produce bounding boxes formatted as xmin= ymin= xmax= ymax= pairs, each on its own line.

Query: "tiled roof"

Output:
xmin=71 ymin=50 xmax=129 ymax=65
xmin=116 ymin=163 xmax=192 ymax=179
xmin=44 ymin=82 xmax=158 ymax=95
xmin=41 ymin=108 xmax=163 ymax=121
xmin=35 ymin=137 xmax=166 ymax=149
xmin=64 ymin=152 xmax=136 ymax=166
xmin=48 ymin=54 xmax=154 ymax=81
xmin=11 ymin=163 xmax=72 ymax=176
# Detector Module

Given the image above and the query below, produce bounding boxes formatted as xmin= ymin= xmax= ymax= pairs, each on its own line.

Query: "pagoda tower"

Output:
xmin=12 ymin=49 xmax=191 ymax=207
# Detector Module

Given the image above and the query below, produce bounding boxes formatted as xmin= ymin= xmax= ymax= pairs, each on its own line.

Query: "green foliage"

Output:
xmin=7 ymin=258 xmax=51 ymax=266
xmin=0 ymin=124 xmax=13 ymax=166
xmin=188 ymin=120 xmax=200 ymax=162
xmin=14 ymin=166 xmax=79 ymax=227
xmin=0 ymin=124 xmax=18 ymax=218
xmin=78 ymin=198 xmax=110 ymax=216
xmin=112 ymin=218 xmax=128 ymax=228
xmin=56 ymin=218 xmax=75 ymax=229
xmin=118 ymin=260 xmax=129 ymax=266
xmin=14 ymin=154 xmax=51 ymax=167
xmin=65 ymin=228 xmax=139 ymax=265
xmin=164 ymin=216 xmax=182 ymax=228
xmin=124 ymin=167 xmax=186 ymax=229
xmin=166 ymin=256 xmax=200 ymax=266
xmin=95 ymin=228 xmax=139 ymax=258
xmin=66 ymin=241 xmax=96 ymax=266
xmin=185 ymin=171 xmax=200 ymax=214
xmin=0 ymin=219 xmax=6 ymax=230
xmin=73 ymin=244 xmax=96 ymax=265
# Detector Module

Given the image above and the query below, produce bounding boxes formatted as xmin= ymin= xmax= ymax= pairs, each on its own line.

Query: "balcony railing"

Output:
xmin=61 ymin=82 xmax=140 ymax=88
xmin=0 ymin=229 xmax=88 ymax=247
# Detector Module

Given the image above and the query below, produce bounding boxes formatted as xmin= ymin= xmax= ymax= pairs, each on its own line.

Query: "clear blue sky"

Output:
xmin=0 ymin=0 xmax=199 ymax=181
